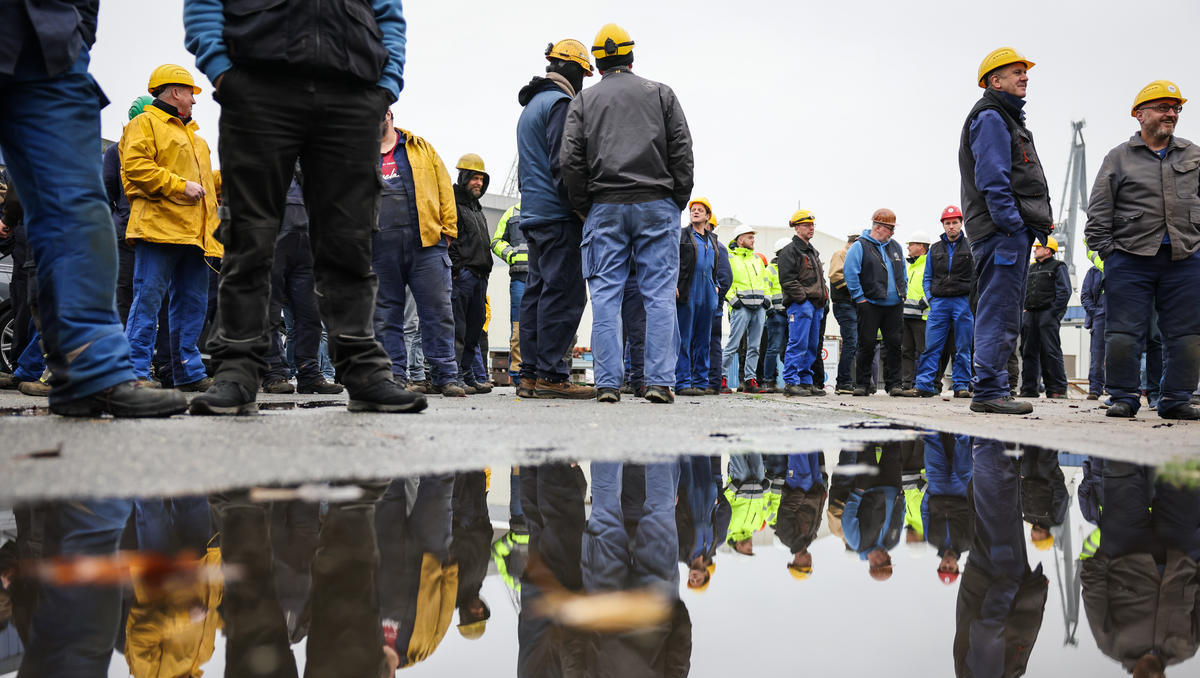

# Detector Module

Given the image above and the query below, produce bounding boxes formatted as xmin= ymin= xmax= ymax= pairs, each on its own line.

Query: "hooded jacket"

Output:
xmin=843 ymin=230 xmax=904 ymax=305
xmin=778 ymin=235 xmax=828 ymax=308
xmin=517 ymin=74 xmax=576 ymax=230
xmin=450 ymin=179 xmax=493 ymax=277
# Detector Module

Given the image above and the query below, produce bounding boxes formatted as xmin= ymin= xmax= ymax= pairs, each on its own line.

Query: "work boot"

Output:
xmin=643 ymin=385 xmax=674 ymax=404
xmin=634 ymin=385 xmax=647 ymax=398
xmin=297 ymin=378 xmax=344 ymax=395
xmin=784 ymin=384 xmax=811 ymax=397
xmin=1017 ymin=390 xmax=1039 ymax=398
xmin=720 ymin=378 xmax=732 ymax=394
xmin=516 ymin=378 xmax=536 ymax=398
xmin=703 ymin=387 xmax=718 ymax=396
xmin=177 ymin=376 xmax=213 ymax=393
xmin=954 ymin=390 xmax=972 ymax=399
xmin=852 ymin=386 xmax=868 ymax=396
xmin=346 ymin=379 xmax=428 ymax=413
xmin=1046 ymin=392 xmax=1069 ymax=400
xmin=1105 ymin=401 xmax=1135 ymax=418
xmin=18 ymin=380 xmax=51 ymax=397
xmin=896 ymin=388 xmax=934 ymax=398
xmin=969 ymin=396 xmax=1033 ymax=415
xmin=52 ymin=381 xmax=188 ymax=418
xmin=440 ymin=382 xmax=466 ymax=398
xmin=887 ymin=387 xmax=907 ymax=397
xmin=473 ymin=381 xmax=494 ymax=394
xmin=1087 ymin=392 xmax=1101 ymax=400
xmin=760 ymin=380 xmax=778 ymax=393
xmin=1191 ymin=394 xmax=1200 ymax=406
xmin=741 ymin=379 xmax=763 ymax=394
xmin=619 ymin=382 xmax=635 ymax=394
xmin=596 ymin=387 xmax=620 ymax=403
xmin=407 ymin=379 xmax=431 ymax=394
xmin=835 ymin=384 xmax=854 ymax=395
xmin=534 ymin=379 xmax=596 ymax=400
xmin=677 ymin=387 xmax=706 ymax=396
xmin=0 ymin=372 xmax=19 ymax=389
xmin=190 ymin=380 xmax=259 ymax=416
xmin=1160 ymin=403 xmax=1200 ymax=420
xmin=262 ymin=379 xmax=295 ymax=394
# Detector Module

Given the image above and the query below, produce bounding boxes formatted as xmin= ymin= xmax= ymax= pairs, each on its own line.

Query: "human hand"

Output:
xmin=183 ymin=181 xmax=206 ymax=201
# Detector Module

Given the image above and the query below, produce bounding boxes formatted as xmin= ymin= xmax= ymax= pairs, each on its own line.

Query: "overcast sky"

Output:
xmin=90 ymin=0 xmax=1198 ymax=274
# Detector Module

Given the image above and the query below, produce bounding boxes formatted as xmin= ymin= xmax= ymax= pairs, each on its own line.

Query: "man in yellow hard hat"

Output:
xmin=675 ymin=197 xmax=720 ymax=396
xmin=449 ymin=153 xmax=494 ymax=394
xmin=515 ymin=39 xmax=596 ymax=400
xmin=778 ymin=211 xmax=828 ymax=396
xmin=561 ymin=23 xmax=695 ymax=404
xmin=1018 ymin=236 xmax=1070 ymax=399
xmin=960 ymin=47 xmax=1054 ymax=415
xmin=1086 ymin=79 xmax=1200 ymax=420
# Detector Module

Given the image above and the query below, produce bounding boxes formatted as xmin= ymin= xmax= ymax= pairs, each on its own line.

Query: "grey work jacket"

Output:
xmin=1085 ymin=133 xmax=1200 ymax=261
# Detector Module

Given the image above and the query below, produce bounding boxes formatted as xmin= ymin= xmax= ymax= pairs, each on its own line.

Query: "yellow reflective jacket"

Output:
xmin=725 ymin=246 xmax=767 ymax=307
xmin=764 ymin=262 xmax=783 ymax=307
xmin=395 ymin=128 xmax=458 ymax=246
xmin=120 ymin=105 xmax=222 ymax=257
xmin=124 ymin=546 xmax=223 ymax=678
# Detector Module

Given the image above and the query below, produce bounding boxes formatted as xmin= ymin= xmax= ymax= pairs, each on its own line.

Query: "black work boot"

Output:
xmin=643 ymin=385 xmax=675 ymax=404
xmin=189 ymin=380 xmax=258 ymax=416
xmin=1106 ymin=401 xmax=1135 ymax=418
xmin=51 ymin=381 xmax=188 ymax=418
xmin=969 ymin=396 xmax=1033 ymax=415
xmin=347 ymin=379 xmax=427 ymax=413
xmin=1160 ymin=403 xmax=1200 ymax=420
xmin=784 ymin=384 xmax=811 ymax=397
xmin=297 ymin=378 xmax=344 ymax=395
xmin=596 ymin=387 xmax=620 ymax=403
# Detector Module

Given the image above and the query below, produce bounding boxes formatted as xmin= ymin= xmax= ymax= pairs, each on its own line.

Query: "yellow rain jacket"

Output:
xmin=124 ymin=546 xmax=223 ymax=678
xmin=120 ymin=105 xmax=222 ymax=257
xmin=394 ymin=128 xmax=458 ymax=246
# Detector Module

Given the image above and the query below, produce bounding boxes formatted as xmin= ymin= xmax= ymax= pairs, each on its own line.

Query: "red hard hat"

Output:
xmin=940 ymin=205 xmax=963 ymax=222
xmin=938 ymin=570 xmax=960 ymax=585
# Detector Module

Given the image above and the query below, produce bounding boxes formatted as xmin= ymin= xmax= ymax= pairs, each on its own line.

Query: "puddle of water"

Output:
xmin=1 ymin=435 xmax=1194 ymax=676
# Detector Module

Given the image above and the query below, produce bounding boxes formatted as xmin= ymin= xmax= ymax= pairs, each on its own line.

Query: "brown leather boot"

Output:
xmin=534 ymin=379 xmax=597 ymax=400
xmin=516 ymin=378 xmax=537 ymax=398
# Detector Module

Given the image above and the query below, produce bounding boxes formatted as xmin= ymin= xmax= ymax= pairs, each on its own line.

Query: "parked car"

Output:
xmin=0 ymin=252 xmax=13 ymax=373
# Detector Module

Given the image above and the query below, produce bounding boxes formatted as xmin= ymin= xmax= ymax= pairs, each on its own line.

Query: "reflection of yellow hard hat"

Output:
xmin=789 ymin=210 xmax=815 ymax=226
xmin=1131 ymin=80 xmax=1186 ymax=117
xmin=148 ymin=64 xmax=201 ymax=95
xmin=1037 ymin=236 xmax=1059 ymax=253
xmin=977 ymin=47 xmax=1034 ymax=88
xmin=592 ymin=23 xmax=634 ymax=59
xmin=1033 ymin=535 xmax=1054 ymax=551
xmin=787 ymin=564 xmax=813 ymax=581
xmin=545 ymin=39 xmax=594 ymax=76
xmin=458 ymin=620 xmax=487 ymax=639
xmin=456 ymin=153 xmax=486 ymax=174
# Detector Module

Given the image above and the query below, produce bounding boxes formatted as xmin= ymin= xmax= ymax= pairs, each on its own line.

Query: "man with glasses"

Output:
xmin=959 ymin=47 xmax=1055 ymax=415
xmin=1086 ymin=80 xmax=1200 ymax=420
xmin=842 ymin=209 xmax=906 ymax=396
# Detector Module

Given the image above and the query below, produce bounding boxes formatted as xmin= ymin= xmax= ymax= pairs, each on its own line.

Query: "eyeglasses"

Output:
xmin=1141 ymin=103 xmax=1183 ymax=114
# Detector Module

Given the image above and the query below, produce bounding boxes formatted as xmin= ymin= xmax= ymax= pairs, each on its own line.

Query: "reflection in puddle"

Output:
xmin=0 ymin=436 xmax=1196 ymax=676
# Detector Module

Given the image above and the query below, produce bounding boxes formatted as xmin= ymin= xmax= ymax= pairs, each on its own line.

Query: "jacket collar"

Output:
xmin=791 ymin=234 xmax=814 ymax=252
xmin=1129 ymin=132 xmax=1191 ymax=152
xmin=147 ymin=101 xmax=196 ymax=129
xmin=859 ymin=229 xmax=891 ymax=247
xmin=982 ymin=87 xmax=1027 ymax=121
xmin=545 ymin=72 xmax=576 ymax=97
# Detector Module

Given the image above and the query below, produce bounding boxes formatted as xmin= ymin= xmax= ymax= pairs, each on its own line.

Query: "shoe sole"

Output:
xmin=644 ymin=393 xmax=674 ymax=404
xmin=597 ymin=396 xmax=620 ymax=403
xmin=53 ymin=400 xmax=190 ymax=418
xmin=347 ymin=398 xmax=428 ymax=413
xmin=969 ymin=402 xmax=1033 ymax=414
xmin=297 ymin=386 xmax=344 ymax=395
xmin=189 ymin=400 xmax=259 ymax=416
xmin=535 ymin=390 xmax=597 ymax=400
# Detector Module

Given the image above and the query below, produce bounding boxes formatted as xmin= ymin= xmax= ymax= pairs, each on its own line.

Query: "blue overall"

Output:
xmin=915 ymin=299 xmax=974 ymax=393
xmin=970 ymin=229 xmax=1035 ymax=401
xmin=783 ymin=301 xmax=823 ymax=386
xmin=675 ymin=229 xmax=716 ymax=389
xmin=679 ymin=456 xmax=718 ymax=561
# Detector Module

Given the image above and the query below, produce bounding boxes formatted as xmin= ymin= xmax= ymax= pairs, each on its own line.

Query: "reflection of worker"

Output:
xmin=841 ymin=446 xmax=904 ymax=579
xmin=921 ymin=432 xmax=974 ymax=585
xmin=451 ymin=471 xmax=493 ymax=640
xmin=1019 ymin=448 xmax=1068 ymax=551
xmin=774 ymin=453 xmax=827 ymax=581
xmin=1018 ymin=237 xmax=1071 ymax=399
xmin=1081 ymin=461 xmax=1200 ymax=675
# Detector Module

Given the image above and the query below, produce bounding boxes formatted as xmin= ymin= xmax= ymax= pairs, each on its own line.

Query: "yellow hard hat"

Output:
xmin=1037 ymin=235 xmax=1059 ymax=253
xmin=789 ymin=210 xmax=815 ymax=226
xmin=592 ymin=23 xmax=635 ymax=59
xmin=457 ymin=620 xmax=487 ymax=640
xmin=1131 ymin=79 xmax=1187 ymax=117
xmin=546 ymin=39 xmax=594 ymax=76
xmin=977 ymin=47 xmax=1035 ymax=88
xmin=688 ymin=197 xmax=714 ymax=217
xmin=1032 ymin=535 xmax=1054 ymax=551
xmin=456 ymin=153 xmax=486 ymax=174
xmin=148 ymin=64 xmax=201 ymax=95
xmin=787 ymin=564 xmax=813 ymax=581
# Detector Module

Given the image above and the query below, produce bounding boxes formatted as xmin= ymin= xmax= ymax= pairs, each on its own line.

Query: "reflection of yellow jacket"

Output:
xmin=395 ymin=128 xmax=457 ymax=247
xmin=402 ymin=553 xmax=459 ymax=669
xmin=125 ymin=547 xmax=223 ymax=678
xmin=120 ymin=105 xmax=222 ymax=257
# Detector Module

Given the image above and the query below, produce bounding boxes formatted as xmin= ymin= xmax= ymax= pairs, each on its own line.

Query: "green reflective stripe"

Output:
xmin=1087 ymin=248 xmax=1105 ymax=273
xmin=1079 ymin=528 xmax=1101 ymax=560
xmin=492 ymin=203 xmax=520 ymax=260
xmin=903 ymin=487 xmax=925 ymax=539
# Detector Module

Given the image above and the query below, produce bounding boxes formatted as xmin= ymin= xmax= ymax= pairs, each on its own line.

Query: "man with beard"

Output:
xmin=450 ymin=154 xmax=494 ymax=394
xmin=1086 ymin=80 xmax=1200 ymax=420
xmin=675 ymin=198 xmax=719 ymax=395
xmin=515 ymin=40 xmax=596 ymax=399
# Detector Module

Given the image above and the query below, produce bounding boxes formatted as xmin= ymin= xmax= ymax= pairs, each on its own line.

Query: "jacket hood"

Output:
xmin=860 ymin=229 xmax=890 ymax=246
xmin=456 ymin=170 xmax=489 ymax=198
xmin=517 ymin=74 xmax=574 ymax=107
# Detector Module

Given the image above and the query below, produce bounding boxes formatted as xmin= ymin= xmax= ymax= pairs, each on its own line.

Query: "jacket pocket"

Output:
xmin=223 ymin=0 xmax=289 ymax=62
xmin=1113 ymin=209 xmax=1143 ymax=231
xmin=1174 ymin=158 xmax=1199 ymax=199
xmin=579 ymin=230 xmax=596 ymax=278
xmin=345 ymin=0 xmax=383 ymax=39
xmin=1191 ymin=208 xmax=1200 ymax=226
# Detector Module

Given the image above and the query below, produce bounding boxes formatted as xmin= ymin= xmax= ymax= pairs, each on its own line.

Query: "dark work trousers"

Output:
xmin=707 ymin=308 xmax=723 ymax=389
xmin=970 ymin=229 xmax=1035 ymax=402
xmin=212 ymin=484 xmax=389 ymax=678
xmin=518 ymin=221 xmax=586 ymax=383
xmin=1019 ymin=309 xmax=1067 ymax=394
xmin=854 ymin=302 xmax=902 ymax=391
xmin=116 ymin=240 xmax=135 ymax=326
xmin=205 ymin=67 xmax=393 ymax=393
xmin=1099 ymin=461 xmax=1200 ymax=561
xmin=832 ymin=301 xmax=858 ymax=389
xmin=1088 ymin=313 xmax=1107 ymax=395
xmin=452 ymin=268 xmax=488 ymax=385
xmin=1006 ymin=346 xmax=1020 ymax=394
xmin=8 ymin=222 xmax=34 ymax=366
xmin=1104 ymin=246 xmax=1200 ymax=415
xmin=621 ymin=271 xmax=647 ymax=388
xmin=812 ymin=305 xmax=828 ymax=388
xmin=263 ymin=231 xmax=323 ymax=385
xmin=901 ymin=316 xmax=926 ymax=389
xmin=1143 ymin=306 xmax=1163 ymax=406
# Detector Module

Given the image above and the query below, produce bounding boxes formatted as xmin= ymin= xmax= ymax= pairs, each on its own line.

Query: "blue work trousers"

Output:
xmin=0 ymin=48 xmax=135 ymax=403
xmin=520 ymin=221 xmax=585 ymax=382
xmin=728 ymin=453 xmax=765 ymax=485
xmin=508 ymin=277 xmax=526 ymax=376
xmin=970 ymin=229 xmax=1035 ymax=402
xmin=452 ymin=269 xmax=488 ymax=385
xmin=723 ymin=306 xmax=765 ymax=382
xmin=582 ymin=200 xmax=680 ymax=389
xmin=1087 ymin=313 xmax=1106 ymax=394
xmin=916 ymin=295 xmax=974 ymax=392
xmin=125 ymin=241 xmax=209 ymax=385
xmin=675 ymin=282 xmax=716 ymax=389
xmin=970 ymin=438 xmax=1027 ymax=578
xmin=622 ymin=273 xmax=647 ymax=388
xmin=17 ymin=500 xmax=132 ymax=678
xmin=763 ymin=312 xmax=787 ymax=382
xmin=707 ymin=311 xmax=724 ymax=389
xmin=1104 ymin=246 xmax=1200 ymax=414
xmin=133 ymin=496 xmax=212 ymax=555
xmin=582 ymin=461 xmax=681 ymax=593
xmin=782 ymin=302 xmax=822 ymax=386
xmin=832 ymin=301 xmax=859 ymax=388
xmin=13 ymin=325 xmax=45 ymax=381
xmin=786 ymin=453 xmax=823 ymax=492
xmin=924 ymin=432 xmax=973 ymax=496
xmin=402 ymin=286 xmax=425 ymax=382
xmin=372 ymin=228 xmax=459 ymax=387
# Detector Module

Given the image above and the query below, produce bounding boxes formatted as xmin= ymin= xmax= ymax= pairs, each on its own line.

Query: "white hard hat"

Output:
xmin=731 ymin=224 xmax=757 ymax=240
xmin=774 ymin=237 xmax=792 ymax=254
xmin=907 ymin=231 xmax=933 ymax=245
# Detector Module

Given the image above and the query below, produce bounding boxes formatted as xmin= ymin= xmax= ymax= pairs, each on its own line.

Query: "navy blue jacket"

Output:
xmin=102 ymin=144 xmax=131 ymax=241
xmin=516 ymin=76 xmax=574 ymax=230
xmin=0 ymin=0 xmax=98 ymax=77
xmin=1080 ymin=266 xmax=1105 ymax=328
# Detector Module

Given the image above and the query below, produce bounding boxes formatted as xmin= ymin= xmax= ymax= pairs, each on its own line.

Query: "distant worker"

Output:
xmin=1085 ymin=79 xmax=1200 ymax=420
xmin=960 ymin=47 xmax=1054 ymax=415
xmin=561 ymin=24 xmax=694 ymax=404
xmin=842 ymin=209 xmax=906 ymax=396
xmin=761 ymin=236 xmax=791 ymax=393
xmin=490 ymin=202 xmax=526 ymax=382
xmin=905 ymin=206 xmax=975 ymax=398
xmin=450 ymin=153 xmax=494 ymax=395
xmin=778 ymin=210 xmax=828 ymax=397
xmin=708 ymin=218 xmax=734 ymax=394
xmin=1018 ymin=236 xmax=1071 ymax=399
xmin=676 ymin=198 xmax=720 ymax=396
xmin=1080 ymin=251 xmax=1106 ymax=399
xmin=722 ymin=224 xmax=768 ymax=394
xmin=516 ymin=39 xmax=595 ymax=400
xmin=829 ymin=233 xmax=861 ymax=394
xmin=900 ymin=231 xmax=931 ymax=390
